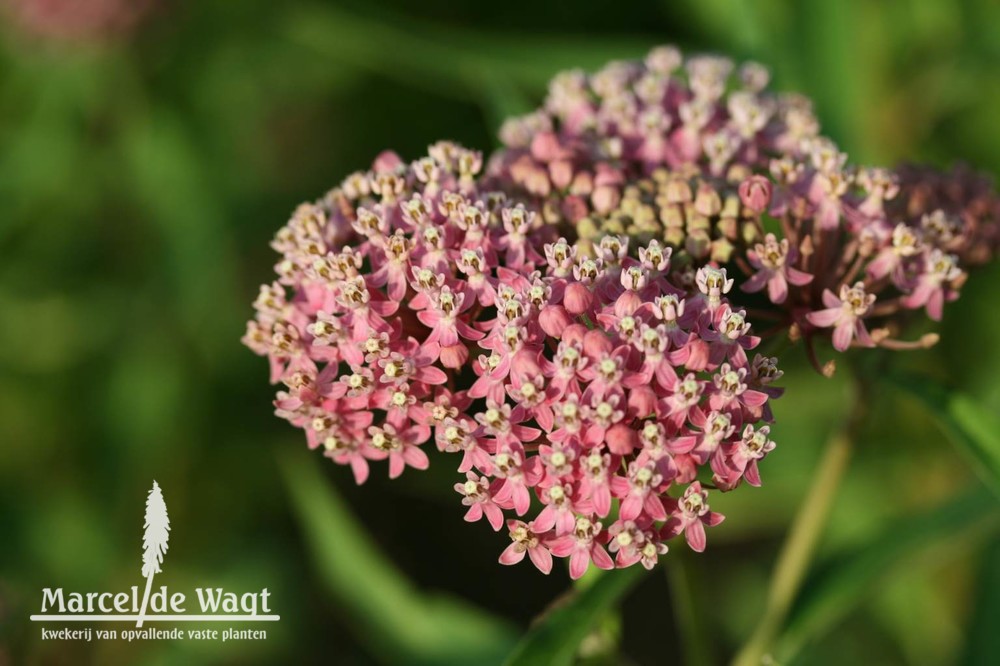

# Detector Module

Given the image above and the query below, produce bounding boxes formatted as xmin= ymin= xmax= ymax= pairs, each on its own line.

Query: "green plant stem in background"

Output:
xmin=667 ymin=551 xmax=713 ymax=666
xmin=776 ymin=488 xmax=999 ymax=662
xmin=733 ymin=387 xmax=866 ymax=666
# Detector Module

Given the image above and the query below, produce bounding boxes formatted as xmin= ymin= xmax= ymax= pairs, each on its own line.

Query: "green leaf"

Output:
xmin=961 ymin=537 xmax=1000 ymax=666
xmin=284 ymin=4 xmax=648 ymax=99
xmin=776 ymin=488 xmax=999 ymax=662
xmin=503 ymin=566 xmax=646 ymax=666
xmin=279 ymin=447 xmax=516 ymax=666
xmin=887 ymin=373 xmax=1000 ymax=498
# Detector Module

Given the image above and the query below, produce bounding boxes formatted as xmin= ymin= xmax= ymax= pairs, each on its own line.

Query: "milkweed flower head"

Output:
xmin=489 ymin=46 xmax=1000 ymax=371
xmin=245 ymin=45 xmax=999 ymax=575
xmin=244 ymin=142 xmax=783 ymax=577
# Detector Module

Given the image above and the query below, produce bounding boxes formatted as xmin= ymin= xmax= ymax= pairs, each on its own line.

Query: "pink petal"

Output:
xmin=741 ymin=270 xmax=769 ymax=294
xmin=535 ymin=407 xmax=554 ymax=432
xmin=705 ymin=511 xmax=725 ymax=527
xmin=499 ymin=543 xmax=526 ymax=566
xmin=569 ymin=550 xmax=590 ymax=579
xmin=767 ymin=273 xmax=789 ymax=304
xmin=483 ymin=503 xmax=505 ymax=531
xmin=513 ymin=484 xmax=531 ymax=516
xmin=685 ymin=520 xmax=707 ymax=552
xmin=549 ymin=536 xmax=574 ymax=558
xmin=456 ymin=320 xmax=485 ymax=341
xmin=742 ymin=390 xmax=770 ymax=407
xmin=416 ymin=310 xmax=441 ymax=327
xmin=593 ymin=485 xmax=612 ymax=517
xmin=416 ymin=366 xmax=448 ymax=385
xmin=564 ymin=282 xmax=594 ymax=314
xmin=387 ymin=274 xmax=407 ymax=302
xmin=402 ymin=445 xmax=429 ymax=470
xmin=787 ymin=267 xmax=814 ymax=286
xmin=369 ymin=300 xmax=398 ymax=316
xmin=439 ymin=344 xmax=469 ymax=369
xmin=620 ymin=496 xmax=642 ymax=521
xmin=388 ymin=454 xmax=405 ymax=479
xmin=806 ymin=307 xmax=841 ymax=328
xmin=528 ymin=546 xmax=553 ymax=575
xmin=590 ymin=545 xmax=614 ymax=571
xmin=533 ymin=505 xmax=556 ymax=533
xmin=464 ymin=504 xmax=484 ymax=523
xmin=643 ymin=494 xmax=668 ymax=521
xmin=832 ymin=321 xmax=854 ymax=352
xmin=349 ymin=457 xmax=370 ymax=485
xmin=854 ymin=321 xmax=875 ymax=348
xmin=927 ymin=288 xmax=945 ymax=321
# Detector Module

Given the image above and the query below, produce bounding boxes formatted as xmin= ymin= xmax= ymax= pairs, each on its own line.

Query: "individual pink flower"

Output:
xmin=533 ymin=483 xmax=578 ymax=535
xmin=366 ymin=423 xmax=429 ymax=479
xmin=455 ymin=472 xmax=505 ymax=531
xmin=714 ymin=424 xmax=776 ymax=489
xmin=742 ymin=234 xmax=814 ymax=304
xmin=499 ymin=520 xmax=554 ymax=574
xmin=664 ymin=483 xmax=724 ymax=552
xmin=550 ymin=516 xmax=615 ymax=580
xmin=416 ymin=285 xmax=483 ymax=347
xmin=900 ymin=249 xmax=963 ymax=321
xmin=806 ymin=282 xmax=876 ymax=351
xmin=612 ymin=461 xmax=668 ymax=521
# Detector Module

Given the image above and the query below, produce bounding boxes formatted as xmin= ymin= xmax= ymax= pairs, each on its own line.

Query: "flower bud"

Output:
xmin=738 ymin=175 xmax=773 ymax=214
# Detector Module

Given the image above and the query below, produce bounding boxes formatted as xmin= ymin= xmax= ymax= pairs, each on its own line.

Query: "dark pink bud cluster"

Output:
xmin=487 ymin=46 xmax=1000 ymax=369
xmin=488 ymin=46 xmax=819 ymax=226
xmin=892 ymin=163 xmax=1000 ymax=267
xmin=748 ymin=155 xmax=996 ymax=361
xmin=244 ymin=142 xmax=783 ymax=577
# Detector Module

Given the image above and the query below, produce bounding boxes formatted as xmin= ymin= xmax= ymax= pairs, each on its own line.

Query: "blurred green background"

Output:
xmin=2 ymin=1 xmax=999 ymax=664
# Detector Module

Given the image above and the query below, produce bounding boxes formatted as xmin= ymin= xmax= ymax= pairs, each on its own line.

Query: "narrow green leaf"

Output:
xmin=279 ymin=447 xmax=515 ymax=666
xmin=503 ymin=566 xmax=646 ymax=666
xmin=888 ymin=373 xmax=1000 ymax=497
xmin=960 ymin=537 xmax=1000 ymax=666
xmin=284 ymin=4 xmax=648 ymax=98
xmin=776 ymin=488 xmax=999 ymax=662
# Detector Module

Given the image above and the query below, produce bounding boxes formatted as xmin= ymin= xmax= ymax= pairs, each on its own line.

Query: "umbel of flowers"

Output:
xmin=245 ymin=45 xmax=1000 ymax=577
xmin=489 ymin=47 xmax=1000 ymax=372
xmin=243 ymin=142 xmax=783 ymax=577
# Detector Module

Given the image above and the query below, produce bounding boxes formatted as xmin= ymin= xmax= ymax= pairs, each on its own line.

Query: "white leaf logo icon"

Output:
xmin=137 ymin=481 xmax=170 ymax=627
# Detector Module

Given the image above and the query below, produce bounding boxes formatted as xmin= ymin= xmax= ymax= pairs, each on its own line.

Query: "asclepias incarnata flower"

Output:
xmin=243 ymin=141 xmax=782 ymax=578
xmin=245 ymin=44 xmax=999 ymax=578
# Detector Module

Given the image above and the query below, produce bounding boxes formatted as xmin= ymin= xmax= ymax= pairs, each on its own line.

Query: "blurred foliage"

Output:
xmin=1 ymin=1 xmax=999 ymax=664
xmin=281 ymin=447 xmax=517 ymax=665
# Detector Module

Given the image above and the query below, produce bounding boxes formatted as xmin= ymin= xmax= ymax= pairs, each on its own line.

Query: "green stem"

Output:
xmin=668 ymin=551 xmax=713 ymax=666
xmin=732 ymin=387 xmax=866 ymax=666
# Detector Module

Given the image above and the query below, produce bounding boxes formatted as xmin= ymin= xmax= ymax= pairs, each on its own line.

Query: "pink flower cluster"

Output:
xmin=245 ymin=44 xmax=999 ymax=576
xmin=489 ymin=45 xmax=819 ymax=225
xmin=489 ymin=46 xmax=1000 ymax=368
xmin=243 ymin=142 xmax=782 ymax=577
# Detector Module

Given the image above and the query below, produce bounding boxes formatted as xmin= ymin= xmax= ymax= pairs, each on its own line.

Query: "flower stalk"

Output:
xmin=668 ymin=551 xmax=713 ymax=666
xmin=732 ymin=384 xmax=867 ymax=665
